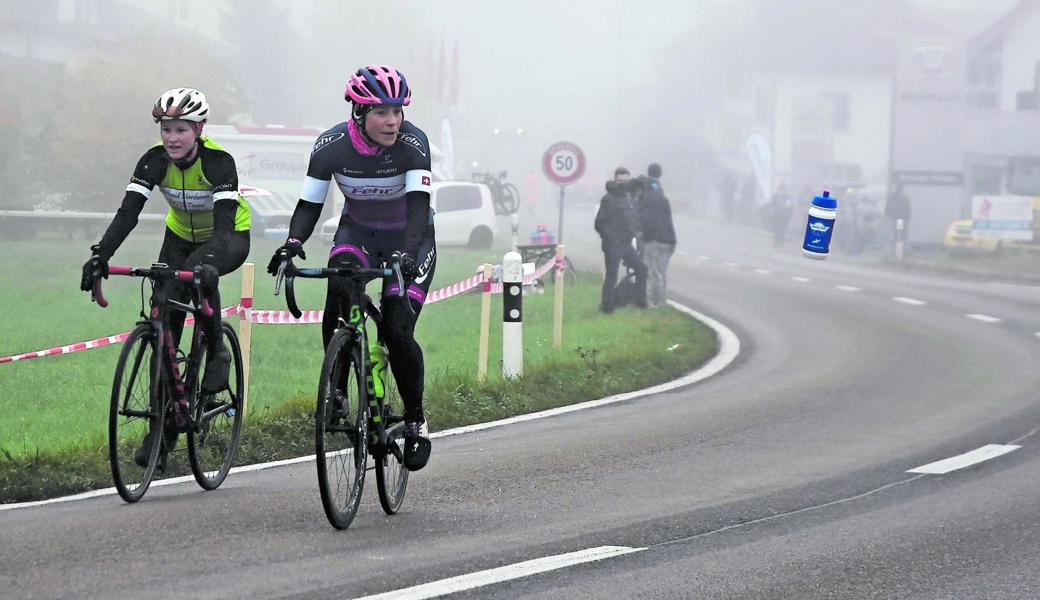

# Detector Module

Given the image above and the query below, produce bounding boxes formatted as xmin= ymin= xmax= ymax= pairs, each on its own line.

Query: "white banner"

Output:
xmin=971 ymin=195 xmax=1034 ymax=241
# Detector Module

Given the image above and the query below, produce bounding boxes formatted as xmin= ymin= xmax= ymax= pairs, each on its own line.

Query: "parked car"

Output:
xmin=320 ymin=181 xmax=496 ymax=249
xmin=943 ymin=219 xmax=1000 ymax=254
xmin=239 ymin=186 xmax=299 ymax=240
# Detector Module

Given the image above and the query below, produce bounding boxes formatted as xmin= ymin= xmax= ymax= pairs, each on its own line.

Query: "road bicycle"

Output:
xmin=92 ymin=264 xmax=244 ymax=503
xmin=274 ymin=253 xmax=413 ymax=530
xmin=472 ymin=170 xmax=520 ymax=215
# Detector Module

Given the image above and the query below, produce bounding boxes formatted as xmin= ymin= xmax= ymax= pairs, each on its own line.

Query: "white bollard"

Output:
xmin=502 ymin=251 xmax=523 ymax=379
xmin=510 ymin=213 xmax=520 ymax=251
xmin=895 ymin=218 xmax=905 ymax=262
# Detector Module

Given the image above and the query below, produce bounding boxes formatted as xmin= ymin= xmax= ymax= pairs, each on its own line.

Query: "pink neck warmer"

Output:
xmin=348 ymin=118 xmax=381 ymax=156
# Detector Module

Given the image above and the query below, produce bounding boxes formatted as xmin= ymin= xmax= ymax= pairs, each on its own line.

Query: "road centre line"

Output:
xmin=835 ymin=285 xmax=861 ymax=292
xmin=892 ymin=296 xmax=927 ymax=306
xmin=355 ymin=546 xmax=646 ymax=600
xmin=965 ymin=313 xmax=1003 ymax=323
xmin=907 ymin=444 xmax=1021 ymax=474
xmin=791 ymin=276 xmax=811 ymax=283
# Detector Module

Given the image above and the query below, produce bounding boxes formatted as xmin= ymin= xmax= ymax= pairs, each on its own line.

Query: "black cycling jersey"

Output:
xmin=294 ymin=120 xmax=433 ymax=253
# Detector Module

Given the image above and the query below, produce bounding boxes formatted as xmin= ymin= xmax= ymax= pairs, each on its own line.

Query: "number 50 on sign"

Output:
xmin=542 ymin=141 xmax=586 ymax=186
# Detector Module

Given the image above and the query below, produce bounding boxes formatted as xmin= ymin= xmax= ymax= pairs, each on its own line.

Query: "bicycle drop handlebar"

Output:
xmin=91 ymin=264 xmax=214 ymax=317
xmin=274 ymin=252 xmax=405 ymax=319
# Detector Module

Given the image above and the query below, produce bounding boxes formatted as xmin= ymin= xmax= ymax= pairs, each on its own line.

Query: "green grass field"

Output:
xmin=1 ymin=236 xmax=715 ymax=460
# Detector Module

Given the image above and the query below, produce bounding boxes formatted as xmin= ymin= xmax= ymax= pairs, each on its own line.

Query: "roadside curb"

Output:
xmin=0 ymin=301 xmax=740 ymax=511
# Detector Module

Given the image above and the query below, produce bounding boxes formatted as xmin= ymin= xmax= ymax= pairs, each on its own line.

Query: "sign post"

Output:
xmin=542 ymin=141 xmax=586 ymax=244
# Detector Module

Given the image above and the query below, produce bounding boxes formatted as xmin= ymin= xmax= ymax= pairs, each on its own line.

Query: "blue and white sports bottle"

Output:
xmin=802 ymin=190 xmax=838 ymax=260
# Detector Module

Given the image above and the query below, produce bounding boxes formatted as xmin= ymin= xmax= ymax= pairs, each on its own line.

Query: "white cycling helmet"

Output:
xmin=152 ymin=88 xmax=209 ymax=123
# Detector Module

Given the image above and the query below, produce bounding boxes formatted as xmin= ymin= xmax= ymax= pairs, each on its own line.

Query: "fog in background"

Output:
xmin=0 ymin=0 xmax=1029 ymax=241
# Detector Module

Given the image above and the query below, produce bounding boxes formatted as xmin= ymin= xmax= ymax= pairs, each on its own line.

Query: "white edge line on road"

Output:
xmin=697 ymin=255 xmax=710 ymax=261
xmin=355 ymin=545 xmax=646 ymax=600
xmin=791 ymin=276 xmax=811 ymax=283
xmin=753 ymin=268 xmax=771 ymax=275
xmin=2 ymin=302 xmax=741 ymax=512
xmin=724 ymin=261 xmax=739 ymax=267
xmin=892 ymin=296 xmax=927 ymax=306
xmin=907 ymin=444 xmax=1021 ymax=474
xmin=835 ymin=285 xmax=861 ymax=292
xmin=964 ymin=313 xmax=1003 ymax=323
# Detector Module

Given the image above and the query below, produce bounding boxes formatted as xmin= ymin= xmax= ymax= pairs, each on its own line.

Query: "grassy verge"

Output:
xmin=1 ymin=237 xmax=716 ymax=502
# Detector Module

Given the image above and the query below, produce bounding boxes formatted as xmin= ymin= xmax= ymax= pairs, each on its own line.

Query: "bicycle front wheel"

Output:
xmin=375 ymin=358 xmax=409 ymax=515
xmin=316 ymin=328 xmax=368 ymax=530
xmin=188 ymin=322 xmax=245 ymax=490
xmin=109 ymin=324 xmax=163 ymax=503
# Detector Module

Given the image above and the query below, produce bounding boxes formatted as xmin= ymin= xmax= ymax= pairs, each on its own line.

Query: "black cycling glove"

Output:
xmin=80 ymin=245 xmax=109 ymax=292
xmin=398 ymin=252 xmax=419 ymax=280
xmin=267 ymin=238 xmax=306 ymax=275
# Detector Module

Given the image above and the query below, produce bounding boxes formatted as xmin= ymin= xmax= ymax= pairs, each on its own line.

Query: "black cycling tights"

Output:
xmin=157 ymin=228 xmax=250 ymax=352
xmin=322 ymin=249 xmax=434 ymax=423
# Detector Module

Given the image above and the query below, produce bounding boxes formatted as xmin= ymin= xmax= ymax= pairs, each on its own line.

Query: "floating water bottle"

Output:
xmin=802 ymin=189 xmax=838 ymax=260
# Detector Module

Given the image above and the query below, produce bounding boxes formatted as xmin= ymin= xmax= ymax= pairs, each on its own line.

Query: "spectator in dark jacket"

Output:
xmin=770 ymin=183 xmax=794 ymax=247
xmin=594 ymin=167 xmax=647 ymax=312
xmin=636 ymin=175 xmax=676 ymax=307
xmin=647 ymin=162 xmax=664 ymax=195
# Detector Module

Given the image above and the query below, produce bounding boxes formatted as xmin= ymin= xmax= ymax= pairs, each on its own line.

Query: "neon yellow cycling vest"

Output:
xmin=156 ymin=136 xmax=251 ymax=242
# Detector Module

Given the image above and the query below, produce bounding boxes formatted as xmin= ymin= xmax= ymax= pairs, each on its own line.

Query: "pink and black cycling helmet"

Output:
xmin=345 ymin=65 xmax=412 ymax=107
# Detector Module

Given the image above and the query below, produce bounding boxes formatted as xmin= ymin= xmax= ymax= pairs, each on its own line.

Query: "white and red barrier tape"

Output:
xmin=1 ymin=257 xmax=562 ymax=361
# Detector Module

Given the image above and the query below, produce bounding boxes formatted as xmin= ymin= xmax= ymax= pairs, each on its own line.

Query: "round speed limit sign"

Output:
xmin=542 ymin=141 xmax=586 ymax=186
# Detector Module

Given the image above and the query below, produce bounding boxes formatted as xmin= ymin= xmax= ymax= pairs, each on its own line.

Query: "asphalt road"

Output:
xmin=2 ymin=215 xmax=1039 ymax=599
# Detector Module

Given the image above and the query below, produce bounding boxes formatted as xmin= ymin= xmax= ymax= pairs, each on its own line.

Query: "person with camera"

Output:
xmin=594 ymin=167 xmax=647 ymax=313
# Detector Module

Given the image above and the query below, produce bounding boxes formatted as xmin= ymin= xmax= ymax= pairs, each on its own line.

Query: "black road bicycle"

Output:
xmin=472 ymin=170 xmax=520 ymax=215
xmin=92 ymin=264 xmax=244 ymax=503
xmin=274 ymin=253 xmax=412 ymax=530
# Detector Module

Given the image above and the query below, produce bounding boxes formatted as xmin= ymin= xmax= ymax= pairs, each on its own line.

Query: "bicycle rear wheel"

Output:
xmin=501 ymin=182 xmax=520 ymax=214
xmin=188 ymin=323 xmax=245 ymax=490
xmin=375 ymin=358 xmax=409 ymax=515
xmin=316 ymin=328 xmax=368 ymax=530
xmin=109 ymin=324 xmax=163 ymax=503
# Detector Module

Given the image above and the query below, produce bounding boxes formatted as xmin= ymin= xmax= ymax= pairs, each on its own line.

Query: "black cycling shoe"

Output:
xmin=133 ymin=426 xmax=178 ymax=468
xmin=201 ymin=345 xmax=231 ymax=394
xmin=402 ymin=421 xmax=431 ymax=472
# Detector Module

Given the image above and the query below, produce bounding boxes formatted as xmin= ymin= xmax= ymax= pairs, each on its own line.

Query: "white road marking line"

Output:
xmin=356 ymin=546 xmax=646 ymax=600
xmin=835 ymin=285 xmax=861 ymax=292
xmin=908 ymin=444 xmax=1021 ymax=474
xmin=892 ymin=296 xmax=927 ymax=306
xmin=753 ymin=268 xmax=771 ymax=275
xmin=697 ymin=255 xmax=710 ymax=261
xmin=791 ymin=276 xmax=811 ymax=283
xmin=965 ymin=313 xmax=1003 ymax=323
xmin=724 ymin=261 xmax=739 ymax=267
xmin=677 ymin=249 xmax=689 ymax=256
xmin=1 ymin=304 xmax=742 ymax=512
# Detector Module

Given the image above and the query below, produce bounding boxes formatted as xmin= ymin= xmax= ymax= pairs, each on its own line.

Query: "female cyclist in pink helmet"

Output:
xmin=270 ymin=64 xmax=436 ymax=471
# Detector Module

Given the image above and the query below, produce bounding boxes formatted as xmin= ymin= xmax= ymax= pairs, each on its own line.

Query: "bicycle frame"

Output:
xmin=274 ymin=256 xmax=407 ymax=451
xmin=95 ymin=264 xmax=215 ymax=428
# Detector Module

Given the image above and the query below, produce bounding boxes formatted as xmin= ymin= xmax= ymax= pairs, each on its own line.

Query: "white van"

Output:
xmin=320 ymin=181 xmax=497 ymax=249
